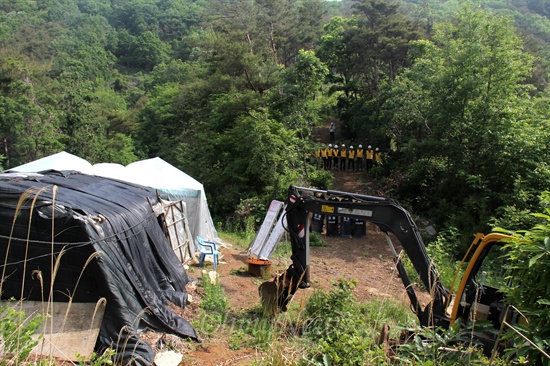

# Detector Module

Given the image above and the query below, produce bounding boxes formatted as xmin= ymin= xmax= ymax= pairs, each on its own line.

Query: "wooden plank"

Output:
xmin=2 ymin=300 xmax=106 ymax=361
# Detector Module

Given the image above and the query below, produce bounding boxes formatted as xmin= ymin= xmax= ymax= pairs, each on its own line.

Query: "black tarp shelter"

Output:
xmin=0 ymin=171 xmax=198 ymax=365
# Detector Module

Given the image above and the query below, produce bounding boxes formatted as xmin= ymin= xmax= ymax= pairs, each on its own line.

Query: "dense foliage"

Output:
xmin=373 ymin=5 xmax=550 ymax=248
xmin=1 ymin=0 xmax=550 ymax=361
xmin=498 ymin=191 xmax=550 ymax=365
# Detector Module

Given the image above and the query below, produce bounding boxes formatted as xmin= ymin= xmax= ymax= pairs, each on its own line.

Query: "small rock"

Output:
xmin=154 ymin=350 xmax=183 ymax=366
xmin=424 ymin=225 xmax=437 ymax=237
xmin=208 ymin=270 xmax=219 ymax=284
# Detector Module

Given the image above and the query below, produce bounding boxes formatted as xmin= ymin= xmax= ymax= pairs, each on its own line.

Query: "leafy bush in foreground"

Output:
xmin=301 ymin=279 xmax=388 ymax=365
xmin=499 ymin=191 xmax=550 ymax=365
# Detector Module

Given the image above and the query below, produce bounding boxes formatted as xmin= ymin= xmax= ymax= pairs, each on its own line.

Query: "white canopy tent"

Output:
xmin=119 ymin=157 xmax=219 ymax=245
xmin=10 ymin=151 xmax=93 ymax=173
xmin=7 ymin=152 xmax=220 ymax=252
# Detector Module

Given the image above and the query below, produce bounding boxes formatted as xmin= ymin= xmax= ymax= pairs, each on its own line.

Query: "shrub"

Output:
xmin=402 ymin=227 xmax=462 ymax=291
xmin=309 ymin=231 xmax=326 ymax=247
xmin=307 ymin=168 xmax=333 ymax=191
xmin=498 ymin=191 xmax=550 ymax=365
xmin=195 ymin=273 xmax=229 ymax=334
xmin=394 ymin=323 xmax=493 ymax=365
xmin=301 ymin=279 xmax=378 ymax=365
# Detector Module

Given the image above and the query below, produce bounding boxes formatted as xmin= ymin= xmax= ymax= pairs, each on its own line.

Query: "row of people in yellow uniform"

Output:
xmin=316 ymin=143 xmax=382 ymax=171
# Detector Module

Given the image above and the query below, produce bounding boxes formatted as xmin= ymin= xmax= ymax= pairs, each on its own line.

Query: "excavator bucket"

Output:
xmin=259 ymin=280 xmax=282 ymax=317
xmin=259 ymin=273 xmax=293 ymax=316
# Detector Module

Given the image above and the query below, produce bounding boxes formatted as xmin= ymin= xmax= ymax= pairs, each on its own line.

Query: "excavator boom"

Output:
xmin=262 ymin=185 xmax=450 ymax=327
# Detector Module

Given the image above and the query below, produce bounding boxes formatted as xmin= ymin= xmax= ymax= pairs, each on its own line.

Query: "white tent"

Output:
xmin=9 ymin=151 xmax=93 ymax=173
xmin=7 ymin=152 xmax=220 ymax=248
xmin=119 ymin=157 xmax=219 ymax=245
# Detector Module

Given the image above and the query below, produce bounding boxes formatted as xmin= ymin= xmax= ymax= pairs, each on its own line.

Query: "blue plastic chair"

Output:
xmin=197 ymin=236 xmax=219 ymax=268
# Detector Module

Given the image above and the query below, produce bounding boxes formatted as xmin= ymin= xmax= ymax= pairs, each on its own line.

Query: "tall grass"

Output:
xmin=193 ymin=272 xmax=419 ymax=365
xmin=0 ymin=187 xmax=114 ymax=365
xmin=193 ymin=263 xmax=517 ymax=366
xmin=218 ymin=215 xmax=257 ymax=250
xmin=193 ymin=272 xmax=229 ymax=334
xmin=402 ymin=228 xmax=463 ymax=291
xmin=296 ymin=278 xmax=417 ymax=365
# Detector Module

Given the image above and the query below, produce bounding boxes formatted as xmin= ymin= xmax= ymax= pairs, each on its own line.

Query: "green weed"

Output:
xmin=360 ymin=298 xmax=417 ymax=339
xmin=0 ymin=301 xmax=43 ymax=365
xmin=300 ymin=278 xmax=385 ymax=365
xmin=309 ymin=231 xmax=327 ymax=247
xmin=225 ymin=307 xmax=280 ymax=350
xmin=218 ymin=231 xmax=251 ymax=250
xmin=393 ymin=323 xmax=492 ymax=365
xmin=403 ymin=227 xmax=462 ymax=291
xmin=76 ymin=348 xmax=115 ymax=366
xmin=194 ymin=272 xmax=229 ymax=334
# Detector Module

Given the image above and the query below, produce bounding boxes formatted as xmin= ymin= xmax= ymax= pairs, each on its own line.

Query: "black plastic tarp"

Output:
xmin=0 ymin=171 xmax=198 ymax=365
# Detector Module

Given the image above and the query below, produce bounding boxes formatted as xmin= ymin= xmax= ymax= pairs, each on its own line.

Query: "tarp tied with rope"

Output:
xmin=0 ymin=171 xmax=198 ymax=365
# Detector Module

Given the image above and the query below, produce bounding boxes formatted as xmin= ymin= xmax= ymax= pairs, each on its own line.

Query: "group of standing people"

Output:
xmin=316 ymin=144 xmax=382 ymax=171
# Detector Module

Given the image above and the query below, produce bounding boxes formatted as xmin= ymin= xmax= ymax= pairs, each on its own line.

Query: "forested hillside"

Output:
xmin=1 ymin=0 xmax=549 ymax=242
xmin=2 ymin=0 xmax=550 ymax=363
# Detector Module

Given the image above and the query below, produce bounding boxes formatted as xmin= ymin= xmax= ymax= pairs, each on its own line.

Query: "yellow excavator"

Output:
xmin=260 ymin=185 xmax=521 ymax=354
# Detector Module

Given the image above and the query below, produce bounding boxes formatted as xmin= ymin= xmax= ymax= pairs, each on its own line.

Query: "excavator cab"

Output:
xmin=447 ymin=235 xmax=522 ymax=353
xmin=458 ymin=246 xmax=507 ymax=324
xmin=449 ymin=235 xmax=512 ymax=326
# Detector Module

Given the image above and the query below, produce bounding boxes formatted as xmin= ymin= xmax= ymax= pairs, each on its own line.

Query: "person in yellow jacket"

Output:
xmin=315 ymin=145 xmax=322 ymax=168
xmin=320 ymin=144 xmax=328 ymax=169
xmin=332 ymin=144 xmax=339 ymax=170
xmin=327 ymin=144 xmax=333 ymax=170
xmin=356 ymin=144 xmax=364 ymax=171
xmin=366 ymin=145 xmax=374 ymax=172
xmin=339 ymin=144 xmax=347 ymax=171
xmin=375 ymin=147 xmax=383 ymax=166
xmin=347 ymin=146 xmax=356 ymax=171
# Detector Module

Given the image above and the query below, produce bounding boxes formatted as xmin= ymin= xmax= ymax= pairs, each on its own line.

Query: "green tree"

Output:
xmin=137 ymin=82 xmax=184 ymax=158
xmin=204 ymin=0 xmax=326 ymax=67
xmin=526 ymin=0 xmax=550 ymax=17
xmin=110 ymin=0 xmax=160 ymax=35
xmin=317 ymin=1 xmax=421 ymax=141
xmin=145 ymin=59 xmax=191 ymax=88
xmin=54 ymin=60 xmax=139 ymax=164
xmin=40 ymin=0 xmax=80 ymax=23
xmin=377 ymin=4 xmax=550 ymax=242
xmin=0 ymin=57 xmax=64 ymax=168
xmin=138 ymin=24 xmax=324 ymax=221
xmin=271 ymin=49 xmax=329 ymax=137
xmin=316 ymin=16 xmax=361 ymax=99
xmin=206 ymin=110 xmax=299 ymax=218
xmin=120 ymin=31 xmax=172 ymax=71
xmin=351 ymin=0 xmax=420 ymax=94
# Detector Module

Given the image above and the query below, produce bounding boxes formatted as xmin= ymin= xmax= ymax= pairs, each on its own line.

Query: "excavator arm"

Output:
xmin=262 ymin=185 xmax=450 ymax=327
